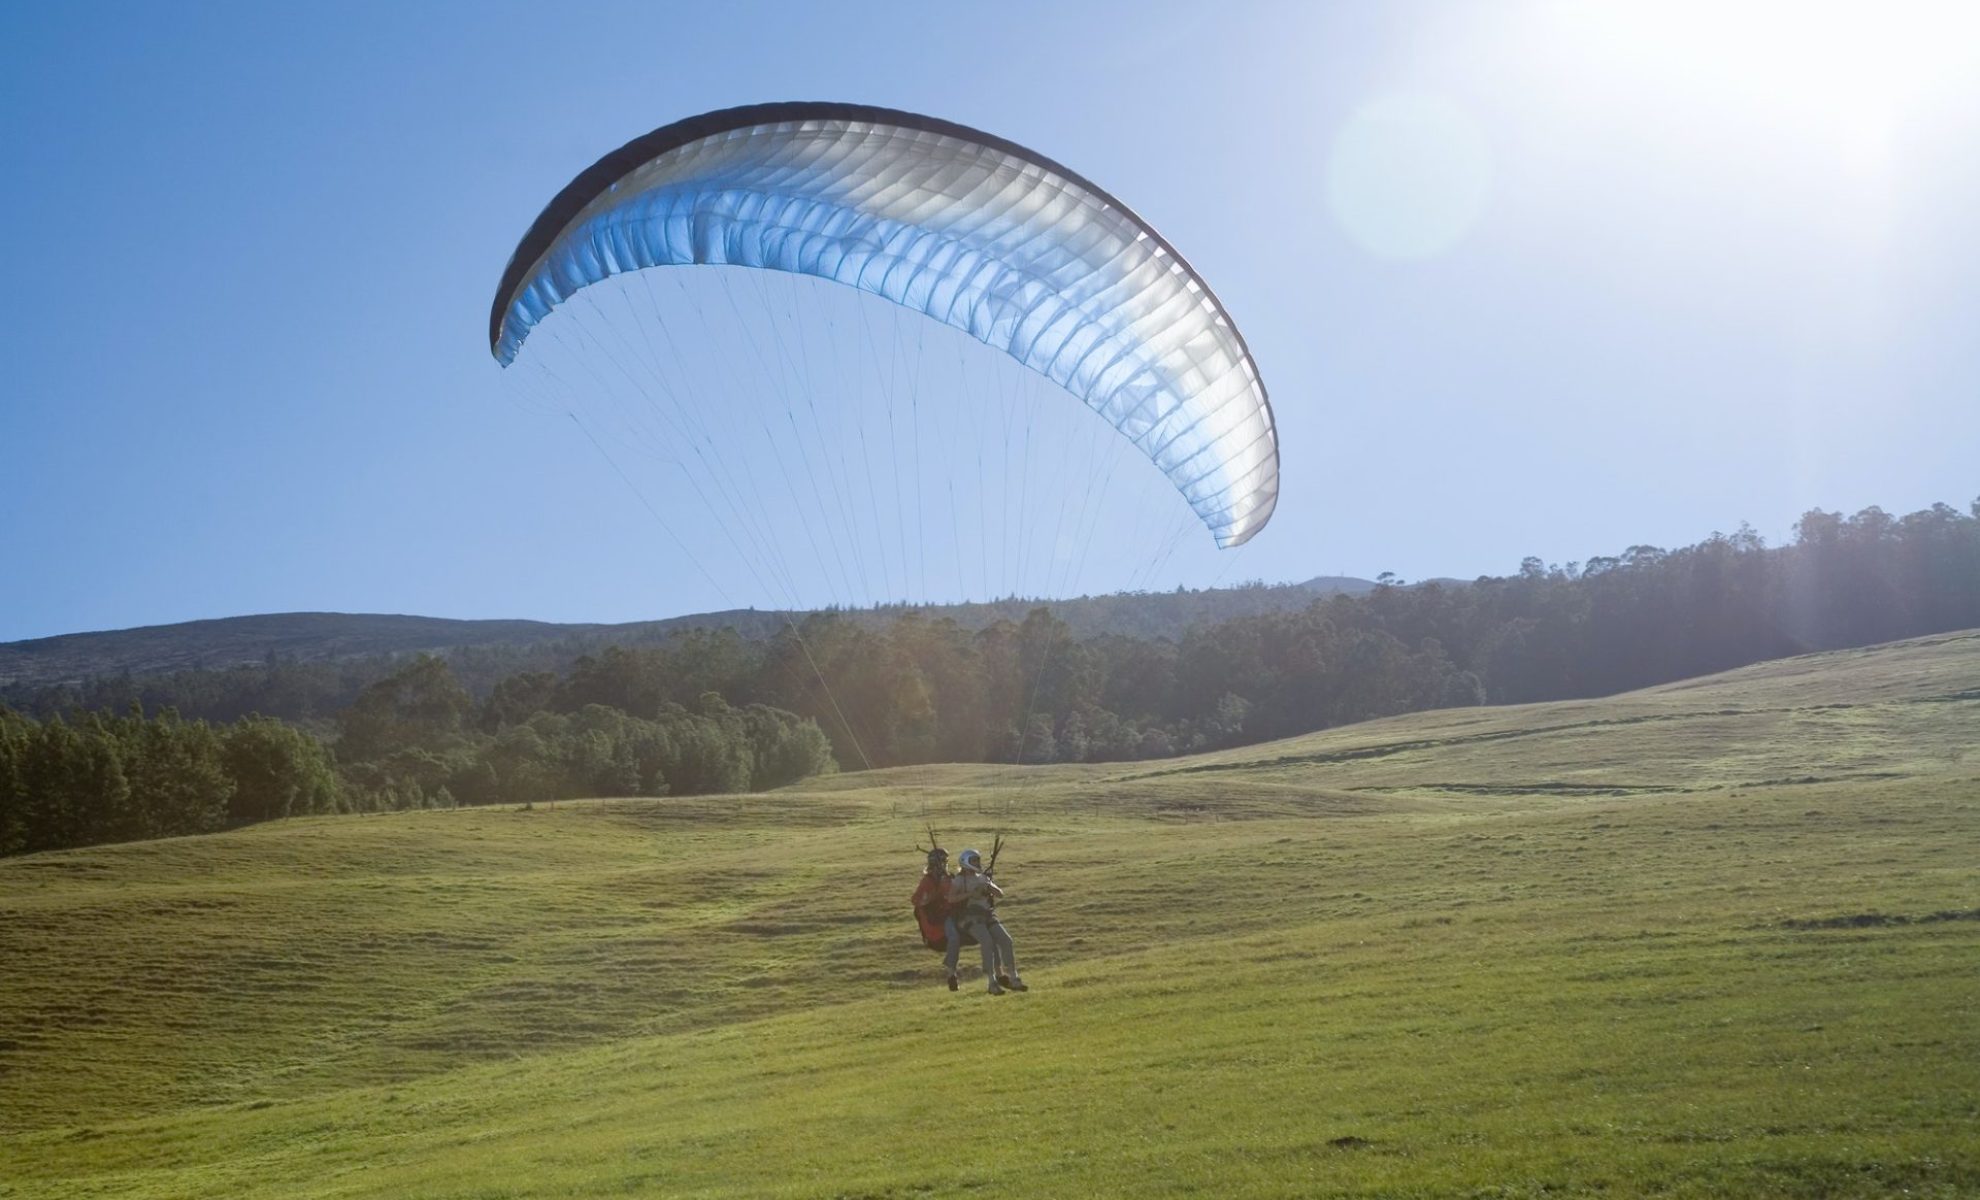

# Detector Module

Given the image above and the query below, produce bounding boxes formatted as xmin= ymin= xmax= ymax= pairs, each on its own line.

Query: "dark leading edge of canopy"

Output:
xmin=488 ymin=100 xmax=1277 ymax=528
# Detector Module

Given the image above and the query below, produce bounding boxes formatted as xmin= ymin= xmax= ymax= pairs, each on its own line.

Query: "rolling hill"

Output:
xmin=0 ymin=577 xmax=1382 ymax=689
xmin=2 ymin=630 xmax=1975 ymax=1197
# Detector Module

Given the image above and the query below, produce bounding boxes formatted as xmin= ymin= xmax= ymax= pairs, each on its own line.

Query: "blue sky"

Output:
xmin=3 ymin=0 xmax=1976 ymax=641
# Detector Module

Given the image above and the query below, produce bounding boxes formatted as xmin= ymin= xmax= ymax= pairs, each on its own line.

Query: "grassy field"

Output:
xmin=3 ymin=631 xmax=1977 ymax=1198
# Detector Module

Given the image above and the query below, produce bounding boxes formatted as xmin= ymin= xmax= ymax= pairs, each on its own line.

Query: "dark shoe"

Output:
xmin=947 ymin=973 xmax=958 ymax=992
xmin=1007 ymin=976 xmax=1029 ymax=992
xmin=997 ymin=974 xmax=1013 ymax=989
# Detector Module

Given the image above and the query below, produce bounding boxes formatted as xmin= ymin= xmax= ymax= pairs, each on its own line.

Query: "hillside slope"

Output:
xmin=2 ymin=632 xmax=1976 ymax=1198
xmin=0 ymin=609 xmax=771 ymax=687
xmin=0 ymin=579 xmax=1378 ymax=688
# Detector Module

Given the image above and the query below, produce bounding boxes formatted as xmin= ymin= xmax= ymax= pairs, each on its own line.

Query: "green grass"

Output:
xmin=4 ymin=632 xmax=1978 ymax=1198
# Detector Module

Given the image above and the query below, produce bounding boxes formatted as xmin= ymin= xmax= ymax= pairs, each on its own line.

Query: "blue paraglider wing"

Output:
xmin=490 ymin=102 xmax=1277 ymax=547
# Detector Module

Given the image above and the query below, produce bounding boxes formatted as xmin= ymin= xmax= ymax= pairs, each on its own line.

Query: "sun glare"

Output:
xmin=1549 ymin=0 xmax=1980 ymax=162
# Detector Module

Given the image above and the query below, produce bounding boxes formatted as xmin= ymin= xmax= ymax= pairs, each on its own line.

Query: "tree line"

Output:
xmin=4 ymin=497 xmax=1974 ymax=855
xmin=0 ymin=708 xmax=339 ymax=855
xmin=331 ymin=654 xmax=835 ymax=810
xmin=500 ymin=500 xmax=1979 ymax=766
xmin=0 ymin=673 xmax=838 ymax=855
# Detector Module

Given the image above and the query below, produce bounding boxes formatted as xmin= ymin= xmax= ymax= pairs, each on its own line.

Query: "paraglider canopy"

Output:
xmin=489 ymin=101 xmax=1277 ymax=548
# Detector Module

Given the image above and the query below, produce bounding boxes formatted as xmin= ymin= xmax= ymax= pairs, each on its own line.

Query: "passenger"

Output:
xmin=947 ymin=847 xmax=1025 ymax=994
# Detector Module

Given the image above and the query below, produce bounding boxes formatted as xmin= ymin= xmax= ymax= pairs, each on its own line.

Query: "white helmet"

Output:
xmin=958 ymin=848 xmax=982 ymax=870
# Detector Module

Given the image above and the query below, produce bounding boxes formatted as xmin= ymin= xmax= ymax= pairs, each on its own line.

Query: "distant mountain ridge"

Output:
xmin=0 ymin=577 xmax=1387 ymax=688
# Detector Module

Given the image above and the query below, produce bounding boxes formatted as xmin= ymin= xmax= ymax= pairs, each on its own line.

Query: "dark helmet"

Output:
xmin=926 ymin=846 xmax=949 ymax=872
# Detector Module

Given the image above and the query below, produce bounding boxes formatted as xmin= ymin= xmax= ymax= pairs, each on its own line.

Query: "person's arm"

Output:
xmin=981 ymin=878 xmax=1004 ymax=900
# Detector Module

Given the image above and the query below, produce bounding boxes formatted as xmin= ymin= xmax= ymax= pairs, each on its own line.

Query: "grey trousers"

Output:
xmin=948 ymin=912 xmax=1016 ymax=981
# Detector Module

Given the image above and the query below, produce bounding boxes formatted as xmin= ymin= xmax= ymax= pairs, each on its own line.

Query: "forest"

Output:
xmin=3 ymin=498 xmax=1975 ymax=855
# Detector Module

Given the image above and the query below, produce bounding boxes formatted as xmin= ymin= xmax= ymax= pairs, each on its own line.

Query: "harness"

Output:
xmin=911 ymin=834 xmax=1005 ymax=954
xmin=913 ymin=875 xmax=973 ymax=953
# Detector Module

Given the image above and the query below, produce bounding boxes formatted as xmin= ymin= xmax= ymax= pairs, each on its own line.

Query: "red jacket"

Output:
xmin=912 ymin=874 xmax=950 ymax=950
